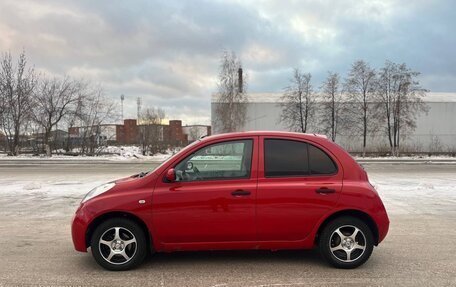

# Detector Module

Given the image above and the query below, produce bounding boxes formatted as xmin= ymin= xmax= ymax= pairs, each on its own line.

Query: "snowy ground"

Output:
xmin=366 ymin=164 xmax=456 ymax=215
xmin=0 ymin=145 xmax=176 ymax=161
xmin=0 ymin=162 xmax=151 ymax=218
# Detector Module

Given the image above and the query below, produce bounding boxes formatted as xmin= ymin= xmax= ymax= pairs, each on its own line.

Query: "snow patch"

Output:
xmin=23 ymin=182 xmax=42 ymax=190
xmin=0 ymin=145 xmax=177 ymax=162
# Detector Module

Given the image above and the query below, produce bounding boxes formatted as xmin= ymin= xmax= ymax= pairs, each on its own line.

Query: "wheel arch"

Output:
xmin=85 ymin=211 xmax=153 ymax=253
xmin=314 ymin=209 xmax=379 ymax=246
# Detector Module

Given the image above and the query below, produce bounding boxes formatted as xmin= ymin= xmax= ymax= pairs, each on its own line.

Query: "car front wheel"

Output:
xmin=319 ymin=216 xmax=374 ymax=269
xmin=90 ymin=218 xmax=147 ymax=271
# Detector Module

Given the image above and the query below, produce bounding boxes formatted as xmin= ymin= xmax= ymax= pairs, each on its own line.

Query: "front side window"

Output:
xmin=175 ymin=139 xmax=253 ymax=182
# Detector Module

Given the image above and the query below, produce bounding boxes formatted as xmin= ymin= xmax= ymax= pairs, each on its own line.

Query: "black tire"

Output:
xmin=319 ymin=216 xmax=374 ymax=269
xmin=90 ymin=218 xmax=147 ymax=271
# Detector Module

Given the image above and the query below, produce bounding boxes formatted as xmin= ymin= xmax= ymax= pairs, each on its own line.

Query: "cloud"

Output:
xmin=0 ymin=0 xmax=454 ymax=124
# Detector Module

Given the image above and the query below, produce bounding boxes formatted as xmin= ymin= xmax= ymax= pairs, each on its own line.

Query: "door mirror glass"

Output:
xmin=165 ymin=168 xmax=176 ymax=182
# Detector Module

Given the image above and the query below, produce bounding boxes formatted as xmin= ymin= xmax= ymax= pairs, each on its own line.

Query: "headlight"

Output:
xmin=81 ymin=183 xmax=115 ymax=203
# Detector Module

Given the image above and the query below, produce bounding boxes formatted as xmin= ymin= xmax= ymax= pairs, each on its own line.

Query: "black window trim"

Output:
xmin=166 ymin=138 xmax=255 ymax=183
xmin=263 ymin=137 xmax=339 ymax=178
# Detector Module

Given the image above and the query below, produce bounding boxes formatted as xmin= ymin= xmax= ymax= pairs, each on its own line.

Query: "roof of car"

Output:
xmin=201 ymin=131 xmax=328 ymax=141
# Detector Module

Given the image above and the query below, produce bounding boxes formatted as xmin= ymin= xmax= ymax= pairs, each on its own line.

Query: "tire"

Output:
xmin=90 ymin=218 xmax=147 ymax=271
xmin=319 ymin=216 xmax=374 ymax=269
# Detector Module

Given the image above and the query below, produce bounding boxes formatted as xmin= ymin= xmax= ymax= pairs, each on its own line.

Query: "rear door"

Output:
xmin=256 ymin=136 xmax=342 ymax=241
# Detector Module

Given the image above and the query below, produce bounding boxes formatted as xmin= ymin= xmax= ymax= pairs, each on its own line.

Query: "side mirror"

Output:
xmin=165 ymin=168 xmax=176 ymax=182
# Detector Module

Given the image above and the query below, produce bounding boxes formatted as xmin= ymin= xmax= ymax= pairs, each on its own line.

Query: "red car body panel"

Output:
xmin=71 ymin=131 xmax=389 ymax=253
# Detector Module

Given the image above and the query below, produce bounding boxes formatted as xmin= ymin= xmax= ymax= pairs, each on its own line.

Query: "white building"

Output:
xmin=211 ymin=92 xmax=456 ymax=153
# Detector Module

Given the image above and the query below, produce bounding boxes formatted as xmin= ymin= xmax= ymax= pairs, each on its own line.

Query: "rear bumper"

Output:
xmin=377 ymin=214 xmax=389 ymax=244
xmin=71 ymin=206 xmax=89 ymax=252
xmin=375 ymin=202 xmax=390 ymax=244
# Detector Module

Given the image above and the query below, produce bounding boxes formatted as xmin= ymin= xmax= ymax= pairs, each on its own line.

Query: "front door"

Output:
xmin=152 ymin=137 xmax=258 ymax=244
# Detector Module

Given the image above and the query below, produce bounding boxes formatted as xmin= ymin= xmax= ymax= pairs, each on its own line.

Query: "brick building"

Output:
xmin=69 ymin=119 xmax=210 ymax=146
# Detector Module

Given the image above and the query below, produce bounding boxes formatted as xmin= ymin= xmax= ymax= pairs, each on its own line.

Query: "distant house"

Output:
xmin=28 ymin=129 xmax=68 ymax=151
xmin=68 ymin=124 xmax=119 ymax=146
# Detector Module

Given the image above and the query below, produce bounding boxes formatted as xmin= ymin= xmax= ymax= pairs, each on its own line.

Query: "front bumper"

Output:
xmin=71 ymin=205 xmax=89 ymax=252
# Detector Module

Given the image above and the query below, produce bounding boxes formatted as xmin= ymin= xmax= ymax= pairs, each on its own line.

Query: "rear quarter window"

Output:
xmin=308 ymin=144 xmax=337 ymax=175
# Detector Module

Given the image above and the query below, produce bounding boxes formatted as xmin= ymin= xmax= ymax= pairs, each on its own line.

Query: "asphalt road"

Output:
xmin=0 ymin=162 xmax=455 ymax=286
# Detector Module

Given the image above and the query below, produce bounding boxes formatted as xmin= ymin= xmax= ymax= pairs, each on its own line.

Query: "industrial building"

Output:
xmin=211 ymin=92 xmax=456 ymax=153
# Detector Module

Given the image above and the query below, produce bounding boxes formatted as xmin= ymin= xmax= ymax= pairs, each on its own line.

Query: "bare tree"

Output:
xmin=279 ymin=68 xmax=316 ymax=133
xmin=77 ymin=87 xmax=117 ymax=155
xmin=213 ymin=51 xmax=247 ymax=133
xmin=344 ymin=60 xmax=376 ymax=156
xmin=138 ymin=107 xmax=166 ymax=155
xmin=320 ymin=72 xmax=345 ymax=141
xmin=0 ymin=51 xmax=37 ymax=155
xmin=64 ymin=97 xmax=83 ymax=152
xmin=376 ymin=61 xmax=428 ymax=156
xmin=31 ymin=76 xmax=83 ymax=156
xmin=0 ymin=76 xmax=6 ymax=152
xmin=188 ymin=126 xmax=206 ymax=142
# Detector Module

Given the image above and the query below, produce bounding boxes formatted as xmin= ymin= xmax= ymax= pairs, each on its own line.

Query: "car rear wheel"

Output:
xmin=319 ymin=216 xmax=374 ymax=269
xmin=90 ymin=218 xmax=147 ymax=271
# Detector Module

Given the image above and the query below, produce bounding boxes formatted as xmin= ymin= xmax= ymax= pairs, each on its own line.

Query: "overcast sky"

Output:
xmin=1 ymin=0 xmax=455 ymax=124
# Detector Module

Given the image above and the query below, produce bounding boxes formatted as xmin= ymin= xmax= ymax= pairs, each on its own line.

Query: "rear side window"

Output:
xmin=308 ymin=144 xmax=337 ymax=175
xmin=264 ymin=139 xmax=337 ymax=177
xmin=264 ymin=139 xmax=309 ymax=177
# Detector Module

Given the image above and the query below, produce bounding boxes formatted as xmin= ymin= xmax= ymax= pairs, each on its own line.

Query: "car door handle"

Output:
xmin=316 ymin=187 xmax=336 ymax=194
xmin=231 ymin=190 xmax=251 ymax=196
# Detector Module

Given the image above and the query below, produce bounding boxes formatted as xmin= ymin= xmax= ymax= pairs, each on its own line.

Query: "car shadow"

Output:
xmin=142 ymin=248 xmax=326 ymax=268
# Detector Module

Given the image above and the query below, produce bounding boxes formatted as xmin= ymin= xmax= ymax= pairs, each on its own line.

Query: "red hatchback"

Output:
xmin=72 ymin=131 xmax=389 ymax=270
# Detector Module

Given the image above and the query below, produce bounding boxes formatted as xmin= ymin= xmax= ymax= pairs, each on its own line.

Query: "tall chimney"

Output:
xmin=238 ymin=67 xmax=243 ymax=94
xmin=137 ymin=97 xmax=142 ymax=121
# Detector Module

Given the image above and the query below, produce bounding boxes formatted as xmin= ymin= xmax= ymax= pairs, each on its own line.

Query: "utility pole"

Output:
xmin=120 ymin=94 xmax=125 ymax=122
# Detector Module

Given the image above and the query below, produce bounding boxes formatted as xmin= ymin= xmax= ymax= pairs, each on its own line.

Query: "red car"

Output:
xmin=72 ymin=131 xmax=389 ymax=270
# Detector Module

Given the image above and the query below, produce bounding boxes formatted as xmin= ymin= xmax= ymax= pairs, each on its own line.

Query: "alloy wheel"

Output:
xmin=98 ymin=227 xmax=137 ymax=265
xmin=329 ymin=225 xmax=367 ymax=262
